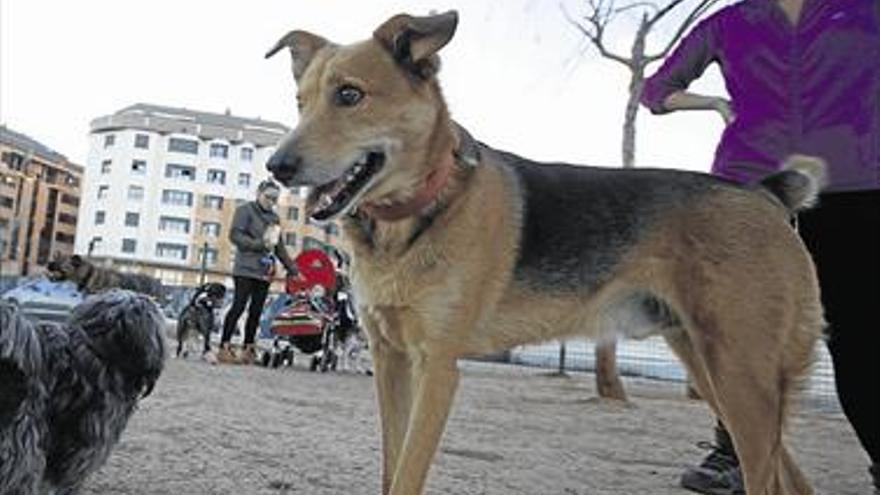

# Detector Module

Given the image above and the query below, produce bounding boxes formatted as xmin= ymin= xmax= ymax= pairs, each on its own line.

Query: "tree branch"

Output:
xmin=561 ymin=2 xmax=632 ymax=68
xmin=647 ymin=0 xmax=719 ymax=61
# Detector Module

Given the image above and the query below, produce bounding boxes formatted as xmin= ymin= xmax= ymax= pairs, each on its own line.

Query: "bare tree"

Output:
xmin=565 ymin=0 xmax=719 ymax=401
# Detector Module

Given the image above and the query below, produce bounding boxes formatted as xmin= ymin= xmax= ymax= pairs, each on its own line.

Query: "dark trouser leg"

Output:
xmin=221 ymin=277 xmax=255 ymax=344
xmin=799 ymin=190 xmax=880 ymax=466
xmin=243 ymin=280 xmax=270 ymax=345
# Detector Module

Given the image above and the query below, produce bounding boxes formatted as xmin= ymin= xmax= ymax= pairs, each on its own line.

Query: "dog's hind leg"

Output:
xmin=199 ymin=310 xmax=214 ymax=355
xmin=175 ymin=318 xmax=186 ymax=358
xmin=677 ymin=299 xmax=815 ymax=494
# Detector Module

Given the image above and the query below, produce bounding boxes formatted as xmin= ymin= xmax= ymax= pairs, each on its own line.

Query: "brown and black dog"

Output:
xmin=265 ymin=11 xmax=824 ymax=494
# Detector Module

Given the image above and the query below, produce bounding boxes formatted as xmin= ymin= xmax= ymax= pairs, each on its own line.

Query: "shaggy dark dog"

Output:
xmin=0 ymin=289 xmax=166 ymax=494
xmin=46 ymin=254 xmax=164 ymax=299
xmin=176 ymin=282 xmax=226 ymax=358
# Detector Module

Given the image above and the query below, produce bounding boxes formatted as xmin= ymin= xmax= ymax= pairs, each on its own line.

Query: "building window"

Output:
xmin=165 ymin=163 xmax=196 ymax=180
xmin=100 ymin=159 xmax=111 ymax=174
xmin=202 ymin=195 xmax=223 ymax=210
xmin=89 ymin=236 xmax=103 ymax=254
xmin=57 ymin=212 xmax=77 ymax=225
xmin=128 ymin=185 xmax=144 ymax=201
xmin=206 ymin=169 xmax=226 ymax=185
xmin=134 ymin=134 xmax=149 ymax=149
xmin=209 ymin=143 xmax=228 ymax=159
xmin=124 ymin=212 xmax=140 ymax=227
xmin=201 ymin=221 xmax=221 ymax=237
xmin=94 ymin=210 xmax=106 ymax=225
xmin=287 ymin=206 xmax=299 ymax=221
xmin=0 ymin=196 xmax=13 ymax=209
xmin=238 ymin=173 xmax=251 ymax=187
xmin=131 ymin=160 xmax=147 ymax=175
xmin=156 ymin=242 xmax=188 ymax=261
xmin=284 ymin=232 xmax=297 ymax=247
xmin=240 ymin=147 xmax=254 ymax=161
xmin=61 ymin=193 xmax=79 ymax=207
xmin=159 ymin=216 xmax=190 ymax=233
xmin=97 ymin=185 xmax=109 ymax=199
xmin=122 ymin=238 xmax=137 ymax=253
xmin=198 ymin=246 xmax=219 ymax=266
xmin=54 ymin=232 xmax=75 ymax=244
xmin=162 ymin=189 xmax=193 ymax=206
xmin=2 ymin=151 xmax=25 ymax=170
xmin=103 ymin=134 xmax=115 ymax=148
xmin=168 ymin=137 xmax=199 ymax=154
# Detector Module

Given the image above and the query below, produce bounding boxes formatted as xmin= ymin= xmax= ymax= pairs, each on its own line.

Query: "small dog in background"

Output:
xmin=0 ymin=289 xmax=166 ymax=494
xmin=47 ymin=254 xmax=163 ymax=299
xmin=176 ymin=282 xmax=227 ymax=360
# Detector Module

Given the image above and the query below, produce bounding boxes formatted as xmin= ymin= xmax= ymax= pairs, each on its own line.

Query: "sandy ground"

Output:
xmin=82 ymin=357 xmax=870 ymax=495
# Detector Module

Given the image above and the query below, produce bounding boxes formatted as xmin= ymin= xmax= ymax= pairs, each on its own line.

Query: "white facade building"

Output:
xmin=79 ymin=104 xmax=290 ymax=286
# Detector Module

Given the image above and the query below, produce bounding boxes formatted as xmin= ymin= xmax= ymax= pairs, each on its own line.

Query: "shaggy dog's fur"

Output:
xmin=47 ymin=255 xmax=163 ymax=299
xmin=0 ymin=290 xmax=166 ymax=494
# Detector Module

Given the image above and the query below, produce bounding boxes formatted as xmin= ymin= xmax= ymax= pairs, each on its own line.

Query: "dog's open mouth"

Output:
xmin=306 ymin=152 xmax=385 ymax=221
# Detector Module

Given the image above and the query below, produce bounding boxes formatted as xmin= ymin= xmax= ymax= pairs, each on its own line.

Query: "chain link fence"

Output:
xmin=509 ymin=336 xmax=840 ymax=412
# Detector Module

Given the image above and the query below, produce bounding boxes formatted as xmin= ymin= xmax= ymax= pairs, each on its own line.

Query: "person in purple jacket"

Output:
xmin=641 ymin=0 xmax=879 ymax=493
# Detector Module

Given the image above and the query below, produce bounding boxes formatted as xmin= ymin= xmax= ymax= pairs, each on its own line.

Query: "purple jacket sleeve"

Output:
xmin=641 ymin=15 xmax=720 ymax=114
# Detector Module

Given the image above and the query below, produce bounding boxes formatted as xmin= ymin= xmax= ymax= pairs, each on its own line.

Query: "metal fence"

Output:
xmin=509 ymin=337 xmax=840 ymax=412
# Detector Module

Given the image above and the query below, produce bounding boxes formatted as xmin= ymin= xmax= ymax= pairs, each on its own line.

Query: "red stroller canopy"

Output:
xmin=287 ymin=249 xmax=337 ymax=294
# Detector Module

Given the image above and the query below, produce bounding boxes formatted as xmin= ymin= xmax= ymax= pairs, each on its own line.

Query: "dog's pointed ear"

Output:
xmin=266 ymin=30 xmax=332 ymax=81
xmin=373 ymin=10 xmax=458 ymax=79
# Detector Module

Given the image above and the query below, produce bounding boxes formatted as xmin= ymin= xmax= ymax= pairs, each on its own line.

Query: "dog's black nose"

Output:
xmin=266 ymin=147 xmax=301 ymax=183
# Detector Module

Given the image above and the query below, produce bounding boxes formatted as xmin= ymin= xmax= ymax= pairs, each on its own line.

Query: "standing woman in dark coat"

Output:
xmin=217 ymin=180 xmax=297 ymax=365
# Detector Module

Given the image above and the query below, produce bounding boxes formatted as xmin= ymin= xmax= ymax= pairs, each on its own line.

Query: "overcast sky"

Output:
xmin=1 ymin=0 xmax=730 ymax=172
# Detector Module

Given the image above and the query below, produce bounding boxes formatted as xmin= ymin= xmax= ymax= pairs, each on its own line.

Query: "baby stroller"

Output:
xmin=260 ymin=249 xmax=341 ymax=371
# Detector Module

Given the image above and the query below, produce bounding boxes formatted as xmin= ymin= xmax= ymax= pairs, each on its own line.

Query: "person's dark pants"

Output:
xmin=798 ymin=189 xmax=880 ymax=465
xmin=221 ymin=276 xmax=270 ymax=346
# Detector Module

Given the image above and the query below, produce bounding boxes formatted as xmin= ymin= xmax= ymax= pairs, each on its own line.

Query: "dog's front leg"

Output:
xmin=371 ymin=336 xmax=414 ymax=495
xmin=388 ymin=355 xmax=459 ymax=495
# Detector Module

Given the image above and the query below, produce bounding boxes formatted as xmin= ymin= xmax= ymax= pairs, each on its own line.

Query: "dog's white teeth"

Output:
xmin=319 ymin=193 xmax=334 ymax=209
xmin=345 ymin=172 xmax=357 ymax=183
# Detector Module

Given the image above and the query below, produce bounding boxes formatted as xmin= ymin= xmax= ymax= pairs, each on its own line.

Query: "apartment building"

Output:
xmin=0 ymin=126 xmax=83 ymax=277
xmin=82 ymin=103 xmax=343 ymax=287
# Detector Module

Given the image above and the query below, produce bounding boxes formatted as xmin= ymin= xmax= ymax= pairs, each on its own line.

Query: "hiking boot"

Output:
xmin=216 ymin=343 xmax=239 ymax=365
xmin=238 ymin=344 xmax=258 ymax=366
xmin=680 ymin=425 xmax=744 ymax=495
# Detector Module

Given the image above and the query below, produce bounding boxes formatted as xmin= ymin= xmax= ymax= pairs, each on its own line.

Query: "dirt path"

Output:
xmin=83 ymin=359 xmax=868 ymax=494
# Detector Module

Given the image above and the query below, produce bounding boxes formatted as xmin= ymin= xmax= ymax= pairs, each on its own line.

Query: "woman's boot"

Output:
xmin=239 ymin=343 xmax=258 ymax=365
xmin=216 ymin=342 xmax=239 ymax=364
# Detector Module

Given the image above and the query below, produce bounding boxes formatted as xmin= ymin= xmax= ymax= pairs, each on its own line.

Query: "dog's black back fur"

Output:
xmin=494 ymin=148 xmax=740 ymax=292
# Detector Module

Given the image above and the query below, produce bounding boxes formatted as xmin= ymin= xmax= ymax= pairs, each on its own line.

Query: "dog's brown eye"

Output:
xmin=335 ymin=85 xmax=364 ymax=107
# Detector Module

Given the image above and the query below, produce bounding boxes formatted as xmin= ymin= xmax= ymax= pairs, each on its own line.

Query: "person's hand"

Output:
xmin=713 ymin=98 xmax=735 ymax=125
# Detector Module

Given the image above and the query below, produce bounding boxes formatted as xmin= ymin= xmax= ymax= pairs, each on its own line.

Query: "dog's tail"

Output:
xmin=759 ymin=154 xmax=827 ymax=212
